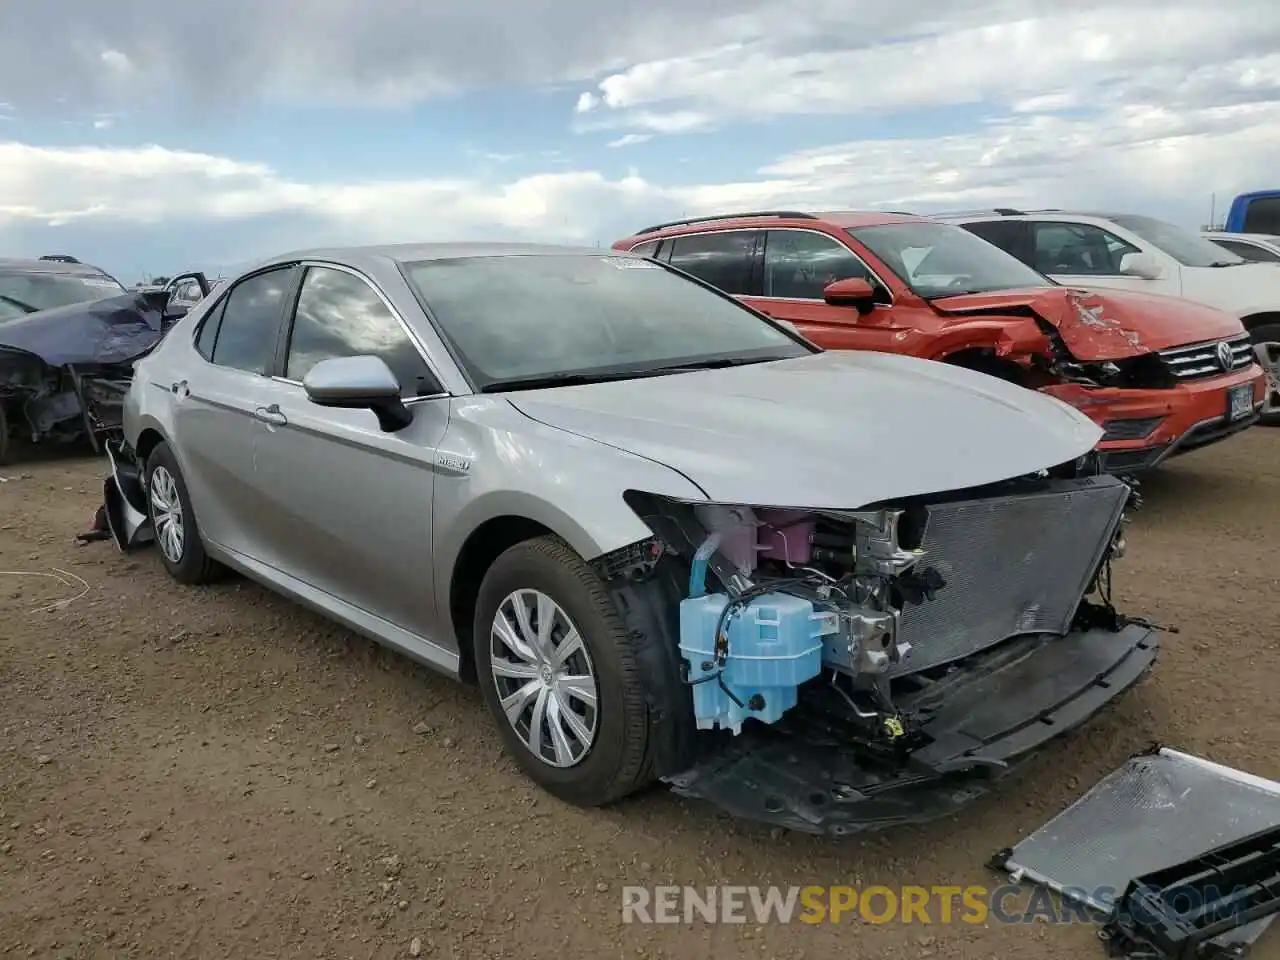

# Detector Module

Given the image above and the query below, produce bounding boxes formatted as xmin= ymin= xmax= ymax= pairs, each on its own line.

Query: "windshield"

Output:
xmin=850 ymin=222 xmax=1053 ymax=298
xmin=402 ymin=254 xmax=812 ymax=390
xmin=1110 ymin=215 xmax=1245 ymax=267
xmin=0 ymin=270 xmax=126 ymax=315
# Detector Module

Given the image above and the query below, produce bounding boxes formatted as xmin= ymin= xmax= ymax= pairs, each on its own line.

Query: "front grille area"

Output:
xmin=1158 ymin=335 xmax=1254 ymax=381
xmin=891 ymin=475 xmax=1130 ymax=676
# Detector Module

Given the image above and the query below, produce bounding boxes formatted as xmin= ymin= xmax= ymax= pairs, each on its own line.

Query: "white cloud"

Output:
xmin=573 ymin=1 xmax=1280 ymax=135
xmin=607 ymin=134 xmax=653 ymax=148
xmin=2 ymin=0 xmax=1279 ymax=274
xmin=2 ymin=90 xmax=1276 ymax=267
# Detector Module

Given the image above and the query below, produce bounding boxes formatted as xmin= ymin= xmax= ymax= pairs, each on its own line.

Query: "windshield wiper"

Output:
xmin=479 ymin=370 xmax=652 ymax=393
xmin=643 ymin=356 xmax=781 ymax=374
xmin=0 ymin=294 xmax=39 ymax=314
xmin=479 ymin=357 xmax=785 ymax=393
xmin=1208 ymin=260 xmax=1243 ymax=267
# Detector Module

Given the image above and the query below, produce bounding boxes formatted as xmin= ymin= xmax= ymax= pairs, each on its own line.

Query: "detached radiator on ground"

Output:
xmin=890 ymin=474 xmax=1130 ymax=676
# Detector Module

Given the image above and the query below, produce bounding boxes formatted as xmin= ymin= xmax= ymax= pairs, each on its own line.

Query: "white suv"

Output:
xmin=937 ymin=209 xmax=1280 ymax=424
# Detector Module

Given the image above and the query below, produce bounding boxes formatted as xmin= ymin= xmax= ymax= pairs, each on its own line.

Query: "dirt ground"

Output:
xmin=2 ymin=433 xmax=1279 ymax=960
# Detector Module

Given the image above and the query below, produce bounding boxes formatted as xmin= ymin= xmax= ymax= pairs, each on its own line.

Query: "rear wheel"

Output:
xmin=473 ymin=536 xmax=661 ymax=806
xmin=144 ymin=441 xmax=224 ymax=585
xmin=1250 ymin=323 xmax=1280 ymax=426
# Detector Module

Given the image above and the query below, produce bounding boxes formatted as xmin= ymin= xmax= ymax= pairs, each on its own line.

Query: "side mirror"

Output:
xmin=822 ymin=277 xmax=878 ymax=314
xmin=303 ymin=355 xmax=413 ymax=432
xmin=1118 ymin=252 xmax=1163 ymax=280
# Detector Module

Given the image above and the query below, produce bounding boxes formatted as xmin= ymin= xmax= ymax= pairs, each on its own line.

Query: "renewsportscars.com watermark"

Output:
xmin=621 ymin=884 xmax=1251 ymax=926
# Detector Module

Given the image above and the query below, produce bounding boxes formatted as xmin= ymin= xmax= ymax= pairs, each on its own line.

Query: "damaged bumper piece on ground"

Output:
xmin=91 ymin=438 xmax=153 ymax=551
xmin=621 ymin=469 xmax=1159 ymax=835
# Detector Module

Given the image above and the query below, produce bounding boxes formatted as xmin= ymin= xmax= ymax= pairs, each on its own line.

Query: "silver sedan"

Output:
xmin=104 ymin=242 xmax=1154 ymax=833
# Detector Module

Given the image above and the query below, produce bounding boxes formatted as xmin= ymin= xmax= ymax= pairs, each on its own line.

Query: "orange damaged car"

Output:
xmin=613 ymin=210 xmax=1266 ymax=474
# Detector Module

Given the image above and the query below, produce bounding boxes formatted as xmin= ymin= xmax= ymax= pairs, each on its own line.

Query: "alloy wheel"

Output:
xmin=1257 ymin=341 xmax=1280 ymax=419
xmin=488 ymin=589 xmax=599 ymax=768
xmin=149 ymin=465 xmax=185 ymax=564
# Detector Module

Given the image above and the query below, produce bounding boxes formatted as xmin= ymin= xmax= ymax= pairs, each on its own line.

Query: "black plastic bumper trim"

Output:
xmin=663 ymin=624 xmax=1158 ymax=836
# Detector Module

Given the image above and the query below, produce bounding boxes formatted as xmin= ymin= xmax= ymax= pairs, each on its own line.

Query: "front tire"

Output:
xmin=1250 ymin=323 xmax=1280 ymax=426
xmin=473 ymin=536 xmax=661 ymax=806
xmin=144 ymin=441 xmax=223 ymax=585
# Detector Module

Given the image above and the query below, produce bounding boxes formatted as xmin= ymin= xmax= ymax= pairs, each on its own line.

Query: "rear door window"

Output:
xmin=1211 ymin=238 xmax=1280 ymax=263
xmin=1243 ymin=198 xmax=1280 ymax=235
xmin=960 ymin=220 xmax=1035 ymax=266
xmin=208 ymin=267 xmax=296 ymax=375
xmin=666 ymin=231 xmax=759 ymax=295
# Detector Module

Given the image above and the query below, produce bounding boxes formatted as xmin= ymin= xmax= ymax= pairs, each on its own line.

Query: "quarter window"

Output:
xmin=666 ymin=231 xmax=758 ymax=295
xmin=208 ymin=267 xmax=294 ymax=374
xmin=1030 ymin=222 xmax=1138 ymax=275
xmin=1208 ymin=238 xmax=1280 ymax=263
xmin=194 ymin=297 xmax=226 ymax=359
xmin=763 ymin=230 xmax=872 ymax=299
xmin=630 ymin=239 xmax=660 ymax=258
xmin=285 ymin=266 xmax=436 ymax=397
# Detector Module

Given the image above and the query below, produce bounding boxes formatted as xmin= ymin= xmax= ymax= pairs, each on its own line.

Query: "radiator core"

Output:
xmin=890 ymin=474 xmax=1130 ymax=677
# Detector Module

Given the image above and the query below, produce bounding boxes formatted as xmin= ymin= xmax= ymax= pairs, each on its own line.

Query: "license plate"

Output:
xmin=1228 ymin=384 xmax=1253 ymax=421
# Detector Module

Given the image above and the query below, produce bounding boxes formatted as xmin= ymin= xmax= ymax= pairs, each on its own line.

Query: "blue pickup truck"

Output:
xmin=1224 ymin=191 xmax=1280 ymax=234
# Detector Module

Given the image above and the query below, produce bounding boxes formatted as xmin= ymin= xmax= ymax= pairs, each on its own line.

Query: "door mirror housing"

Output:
xmin=1118 ymin=251 xmax=1163 ymax=280
xmin=823 ymin=277 xmax=878 ymax=314
xmin=303 ymin=355 xmax=413 ymax=432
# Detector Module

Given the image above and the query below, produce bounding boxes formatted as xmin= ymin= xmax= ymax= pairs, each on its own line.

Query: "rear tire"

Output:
xmin=1249 ymin=322 xmax=1280 ymax=426
xmin=473 ymin=536 xmax=662 ymax=806
xmin=144 ymin=441 xmax=224 ymax=585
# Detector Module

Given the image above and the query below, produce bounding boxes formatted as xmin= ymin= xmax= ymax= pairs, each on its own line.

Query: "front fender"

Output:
xmin=430 ymin=396 xmax=709 ymax=641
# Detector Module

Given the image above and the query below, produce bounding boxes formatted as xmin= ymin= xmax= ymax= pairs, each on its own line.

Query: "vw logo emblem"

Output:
xmin=1216 ymin=340 xmax=1234 ymax=370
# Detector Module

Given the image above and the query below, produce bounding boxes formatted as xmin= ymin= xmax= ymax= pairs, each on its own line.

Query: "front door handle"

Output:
xmin=254 ymin=404 xmax=288 ymax=427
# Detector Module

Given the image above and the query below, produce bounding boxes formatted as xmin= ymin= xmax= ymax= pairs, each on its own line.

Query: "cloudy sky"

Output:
xmin=1 ymin=0 xmax=1278 ymax=282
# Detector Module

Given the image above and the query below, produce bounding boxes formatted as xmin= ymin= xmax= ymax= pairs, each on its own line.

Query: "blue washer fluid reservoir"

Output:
xmin=678 ymin=592 xmax=837 ymax=734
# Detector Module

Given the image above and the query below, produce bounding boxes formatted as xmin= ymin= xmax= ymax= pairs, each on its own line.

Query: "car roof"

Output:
xmin=1203 ymin=231 xmax=1280 ymax=242
xmin=0 ymin=256 xmax=114 ymax=277
xmin=256 ymin=242 xmax=622 ymax=272
xmin=617 ymin=209 xmax=930 ymax=243
xmin=933 ymin=209 xmax=1144 ymax=223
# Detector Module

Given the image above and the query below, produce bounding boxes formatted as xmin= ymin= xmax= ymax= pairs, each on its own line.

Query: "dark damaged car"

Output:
xmin=0 ymin=262 xmax=209 ymax=462
xmin=99 ymin=243 xmax=1158 ymax=835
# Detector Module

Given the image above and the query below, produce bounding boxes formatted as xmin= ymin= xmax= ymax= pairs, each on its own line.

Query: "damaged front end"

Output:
xmin=0 ymin=290 xmax=174 ymax=463
xmin=601 ymin=467 xmax=1157 ymax=835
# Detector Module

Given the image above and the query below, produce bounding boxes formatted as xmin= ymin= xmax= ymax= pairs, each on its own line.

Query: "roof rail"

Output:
xmin=39 ymin=254 xmax=81 ymax=263
xmin=925 ymin=208 xmax=1013 ymax=219
xmin=634 ymin=210 xmax=820 ymax=235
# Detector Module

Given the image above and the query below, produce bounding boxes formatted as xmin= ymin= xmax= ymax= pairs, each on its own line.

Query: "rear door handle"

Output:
xmin=254 ymin=404 xmax=288 ymax=427
xmin=170 ymin=379 xmax=189 ymax=398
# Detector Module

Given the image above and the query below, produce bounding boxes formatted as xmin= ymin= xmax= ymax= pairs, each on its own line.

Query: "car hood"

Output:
xmin=930 ymin=286 xmax=1245 ymax=360
xmin=0 ymin=290 xmax=169 ymax=367
xmin=505 ymin=351 xmax=1102 ymax=510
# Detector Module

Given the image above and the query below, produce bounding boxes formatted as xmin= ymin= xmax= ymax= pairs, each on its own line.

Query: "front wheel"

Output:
xmin=1251 ymin=323 xmax=1280 ymax=426
xmin=473 ymin=536 xmax=662 ymax=806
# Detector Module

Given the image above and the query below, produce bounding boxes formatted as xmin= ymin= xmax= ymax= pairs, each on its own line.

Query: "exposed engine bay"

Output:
xmin=601 ymin=467 xmax=1159 ymax=834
